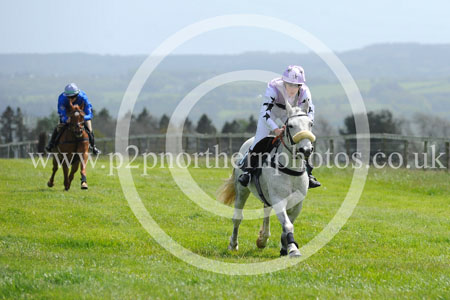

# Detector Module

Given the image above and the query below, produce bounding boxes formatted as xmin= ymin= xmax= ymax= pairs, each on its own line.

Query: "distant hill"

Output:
xmin=0 ymin=43 xmax=449 ymax=128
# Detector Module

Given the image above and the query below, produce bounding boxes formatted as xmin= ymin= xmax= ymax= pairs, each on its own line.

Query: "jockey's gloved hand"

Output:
xmin=274 ymin=125 xmax=285 ymax=136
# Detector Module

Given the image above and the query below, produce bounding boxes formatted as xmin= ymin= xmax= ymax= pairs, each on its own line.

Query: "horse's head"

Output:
xmin=284 ymin=100 xmax=316 ymax=158
xmin=68 ymin=102 xmax=85 ymax=138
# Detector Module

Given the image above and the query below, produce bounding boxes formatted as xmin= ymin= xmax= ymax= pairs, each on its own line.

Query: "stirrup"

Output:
xmin=308 ymin=175 xmax=321 ymax=189
xmin=91 ymin=146 xmax=101 ymax=155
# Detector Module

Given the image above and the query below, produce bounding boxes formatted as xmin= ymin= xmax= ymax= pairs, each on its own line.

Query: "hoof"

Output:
xmin=287 ymin=243 xmax=302 ymax=258
xmin=228 ymin=243 xmax=238 ymax=251
xmin=256 ymin=238 xmax=267 ymax=249
xmin=256 ymin=236 xmax=269 ymax=249
xmin=256 ymin=226 xmax=270 ymax=249
xmin=47 ymin=181 xmax=54 ymax=188
xmin=228 ymin=238 xmax=238 ymax=251
xmin=288 ymin=249 xmax=301 ymax=258
xmin=81 ymin=182 xmax=88 ymax=190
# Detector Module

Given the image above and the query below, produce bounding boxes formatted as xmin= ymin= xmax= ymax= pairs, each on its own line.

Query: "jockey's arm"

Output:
xmin=299 ymin=87 xmax=315 ymax=124
xmin=259 ymin=85 xmax=280 ymax=132
xmin=57 ymin=94 xmax=69 ymax=123
xmin=80 ymin=92 xmax=93 ymax=121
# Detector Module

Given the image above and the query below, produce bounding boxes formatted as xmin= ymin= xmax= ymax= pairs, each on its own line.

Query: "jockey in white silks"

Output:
xmin=238 ymin=65 xmax=321 ymax=188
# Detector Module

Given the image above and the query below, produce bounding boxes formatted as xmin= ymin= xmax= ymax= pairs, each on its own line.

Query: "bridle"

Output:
xmin=68 ymin=110 xmax=86 ymax=137
xmin=272 ymin=113 xmax=314 ymax=156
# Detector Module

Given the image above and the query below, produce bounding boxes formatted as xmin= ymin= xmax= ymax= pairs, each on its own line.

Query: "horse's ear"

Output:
xmin=80 ymin=102 xmax=85 ymax=111
xmin=285 ymin=99 xmax=294 ymax=117
xmin=302 ymin=99 xmax=310 ymax=114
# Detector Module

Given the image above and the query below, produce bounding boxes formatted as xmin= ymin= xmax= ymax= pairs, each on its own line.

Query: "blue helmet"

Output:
xmin=63 ymin=83 xmax=80 ymax=97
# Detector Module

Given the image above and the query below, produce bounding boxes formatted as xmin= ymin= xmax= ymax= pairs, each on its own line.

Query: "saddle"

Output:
xmin=239 ymin=135 xmax=306 ymax=207
xmin=239 ymin=136 xmax=280 ymax=207
xmin=53 ymin=123 xmax=68 ymax=148
xmin=238 ymin=136 xmax=280 ymax=169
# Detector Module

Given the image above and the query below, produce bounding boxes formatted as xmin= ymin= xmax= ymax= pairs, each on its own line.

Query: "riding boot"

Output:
xmin=87 ymin=130 xmax=101 ymax=155
xmin=306 ymin=161 xmax=321 ymax=189
xmin=238 ymin=151 xmax=260 ymax=187
xmin=45 ymin=127 xmax=58 ymax=152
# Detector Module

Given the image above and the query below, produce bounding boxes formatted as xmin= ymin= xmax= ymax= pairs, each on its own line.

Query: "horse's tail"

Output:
xmin=217 ymin=169 xmax=236 ymax=206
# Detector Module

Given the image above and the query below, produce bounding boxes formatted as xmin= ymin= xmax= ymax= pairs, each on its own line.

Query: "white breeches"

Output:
xmin=85 ymin=120 xmax=92 ymax=132
xmin=250 ymin=118 xmax=272 ymax=150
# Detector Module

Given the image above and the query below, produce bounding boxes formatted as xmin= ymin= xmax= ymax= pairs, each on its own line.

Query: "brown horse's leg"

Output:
xmin=68 ymin=155 xmax=80 ymax=191
xmin=62 ymin=160 xmax=70 ymax=191
xmin=80 ymin=150 xmax=89 ymax=189
xmin=47 ymin=155 xmax=58 ymax=187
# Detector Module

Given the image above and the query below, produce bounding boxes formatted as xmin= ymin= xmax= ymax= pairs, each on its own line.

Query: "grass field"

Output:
xmin=0 ymin=157 xmax=449 ymax=299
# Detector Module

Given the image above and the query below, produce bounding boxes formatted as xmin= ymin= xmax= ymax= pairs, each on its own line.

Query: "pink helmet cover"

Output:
xmin=282 ymin=65 xmax=306 ymax=84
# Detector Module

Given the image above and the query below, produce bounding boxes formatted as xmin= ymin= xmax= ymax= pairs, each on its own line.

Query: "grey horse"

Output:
xmin=217 ymin=101 xmax=316 ymax=257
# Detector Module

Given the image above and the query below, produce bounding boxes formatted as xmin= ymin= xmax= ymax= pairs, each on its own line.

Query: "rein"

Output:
xmin=272 ymin=113 xmax=309 ymax=155
xmin=268 ymin=113 xmax=313 ymax=176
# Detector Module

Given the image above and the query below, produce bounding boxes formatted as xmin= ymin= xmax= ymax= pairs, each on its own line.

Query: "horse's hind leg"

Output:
xmin=256 ymin=205 xmax=272 ymax=249
xmin=228 ymin=184 xmax=250 ymax=251
xmin=47 ymin=157 xmax=58 ymax=188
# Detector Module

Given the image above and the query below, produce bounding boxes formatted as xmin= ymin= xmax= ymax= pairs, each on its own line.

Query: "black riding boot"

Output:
xmin=238 ymin=151 xmax=261 ymax=187
xmin=306 ymin=161 xmax=321 ymax=188
xmin=86 ymin=129 xmax=101 ymax=155
xmin=45 ymin=127 xmax=58 ymax=152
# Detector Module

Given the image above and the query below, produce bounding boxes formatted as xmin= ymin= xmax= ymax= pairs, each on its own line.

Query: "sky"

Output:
xmin=0 ymin=0 xmax=448 ymax=55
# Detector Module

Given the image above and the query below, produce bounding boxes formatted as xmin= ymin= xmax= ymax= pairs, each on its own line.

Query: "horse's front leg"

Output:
xmin=276 ymin=207 xmax=301 ymax=258
xmin=79 ymin=149 xmax=89 ymax=190
xmin=47 ymin=156 xmax=58 ymax=187
xmin=256 ymin=205 xmax=272 ymax=249
xmin=68 ymin=158 xmax=80 ymax=190
xmin=62 ymin=161 xmax=70 ymax=191
xmin=229 ymin=184 xmax=250 ymax=251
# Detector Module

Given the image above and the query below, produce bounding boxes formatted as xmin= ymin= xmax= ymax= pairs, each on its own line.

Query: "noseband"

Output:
xmin=273 ymin=113 xmax=315 ymax=155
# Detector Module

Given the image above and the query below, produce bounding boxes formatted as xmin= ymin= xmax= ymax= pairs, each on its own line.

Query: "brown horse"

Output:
xmin=47 ymin=102 xmax=90 ymax=190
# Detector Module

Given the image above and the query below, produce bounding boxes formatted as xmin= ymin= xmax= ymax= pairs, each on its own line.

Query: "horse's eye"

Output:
xmin=288 ymin=125 xmax=293 ymax=128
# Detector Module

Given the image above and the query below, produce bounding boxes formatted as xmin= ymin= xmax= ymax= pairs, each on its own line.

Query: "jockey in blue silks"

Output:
xmin=46 ymin=83 xmax=101 ymax=155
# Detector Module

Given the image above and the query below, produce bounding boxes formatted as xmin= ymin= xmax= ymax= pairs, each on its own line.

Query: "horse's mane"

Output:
xmin=290 ymin=106 xmax=305 ymax=116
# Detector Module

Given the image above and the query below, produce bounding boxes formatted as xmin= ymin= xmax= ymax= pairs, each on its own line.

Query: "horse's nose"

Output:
xmin=299 ymin=146 xmax=312 ymax=158
xmin=304 ymin=148 xmax=312 ymax=157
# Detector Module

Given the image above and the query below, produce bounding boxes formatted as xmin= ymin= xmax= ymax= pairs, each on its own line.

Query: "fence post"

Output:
xmin=446 ymin=142 xmax=450 ymax=172
xmin=423 ymin=140 xmax=428 ymax=170
xmin=327 ymin=139 xmax=334 ymax=164
xmin=403 ymin=140 xmax=409 ymax=168
xmin=228 ymin=134 xmax=232 ymax=154
xmin=216 ymin=136 xmax=220 ymax=153
xmin=196 ymin=136 xmax=199 ymax=153
xmin=345 ymin=139 xmax=350 ymax=158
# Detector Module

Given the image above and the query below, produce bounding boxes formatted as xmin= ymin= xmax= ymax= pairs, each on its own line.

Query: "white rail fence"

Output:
xmin=1 ymin=133 xmax=449 ymax=170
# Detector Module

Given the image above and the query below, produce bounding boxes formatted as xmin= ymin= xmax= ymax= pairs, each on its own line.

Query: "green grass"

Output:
xmin=0 ymin=158 xmax=449 ymax=299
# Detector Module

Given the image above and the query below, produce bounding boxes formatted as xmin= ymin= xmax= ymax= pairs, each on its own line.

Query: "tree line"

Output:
xmin=0 ymin=106 xmax=258 ymax=143
xmin=0 ymin=106 xmax=448 ymax=144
